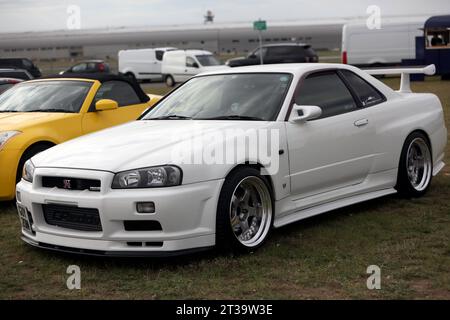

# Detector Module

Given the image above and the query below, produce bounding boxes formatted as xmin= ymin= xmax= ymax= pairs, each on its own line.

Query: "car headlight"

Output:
xmin=22 ymin=159 xmax=35 ymax=183
xmin=0 ymin=131 xmax=21 ymax=150
xmin=112 ymin=165 xmax=182 ymax=189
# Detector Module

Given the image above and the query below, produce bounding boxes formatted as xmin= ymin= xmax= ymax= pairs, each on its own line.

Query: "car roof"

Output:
xmin=196 ymin=63 xmax=351 ymax=77
xmin=78 ymin=60 xmax=105 ymax=63
xmin=166 ymin=49 xmax=212 ymax=55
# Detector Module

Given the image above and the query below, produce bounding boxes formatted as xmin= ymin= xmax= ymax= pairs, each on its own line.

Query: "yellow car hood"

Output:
xmin=0 ymin=112 xmax=77 ymax=131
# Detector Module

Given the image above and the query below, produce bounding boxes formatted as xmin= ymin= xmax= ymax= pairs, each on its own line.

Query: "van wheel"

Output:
xmin=396 ymin=132 xmax=433 ymax=198
xmin=165 ymin=75 xmax=175 ymax=87
xmin=125 ymin=72 xmax=136 ymax=82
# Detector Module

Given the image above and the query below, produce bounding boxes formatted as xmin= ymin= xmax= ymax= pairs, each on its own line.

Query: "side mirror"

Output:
xmin=95 ymin=99 xmax=118 ymax=111
xmin=248 ymin=54 xmax=257 ymax=59
xmin=290 ymin=104 xmax=322 ymax=123
xmin=192 ymin=62 xmax=199 ymax=68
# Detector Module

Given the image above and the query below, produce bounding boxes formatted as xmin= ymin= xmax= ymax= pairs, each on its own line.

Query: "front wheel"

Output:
xmin=396 ymin=132 xmax=433 ymax=197
xmin=165 ymin=75 xmax=175 ymax=87
xmin=216 ymin=167 xmax=273 ymax=253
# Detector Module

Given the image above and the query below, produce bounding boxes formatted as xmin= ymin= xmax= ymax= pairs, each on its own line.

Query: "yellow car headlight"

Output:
xmin=0 ymin=131 xmax=21 ymax=150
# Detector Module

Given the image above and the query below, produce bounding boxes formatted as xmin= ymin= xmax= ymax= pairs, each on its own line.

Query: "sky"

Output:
xmin=0 ymin=0 xmax=448 ymax=32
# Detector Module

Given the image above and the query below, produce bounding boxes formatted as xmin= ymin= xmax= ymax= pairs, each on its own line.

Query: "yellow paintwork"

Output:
xmin=0 ymin=78 xmax=161 ymax=200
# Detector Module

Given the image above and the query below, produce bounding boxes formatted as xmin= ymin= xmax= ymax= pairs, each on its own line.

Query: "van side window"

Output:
xmin=186 ymin=57 xmax=197 ymax=68
xmin=340 ymin=70 xmax=385 ymax=107
xmin=155 ymin=50 xmax=164 ymax=61
xmin=295 ymin=71 xmax=357 ymax=119
xmin=93 ymin=81 xmax=141 ymax=107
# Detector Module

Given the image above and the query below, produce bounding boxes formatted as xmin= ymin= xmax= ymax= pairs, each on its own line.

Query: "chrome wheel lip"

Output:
xmin=406 ymin=137 xmax=432 ymax=192
xmin=229 ymin=176 xmax=272 ymax=248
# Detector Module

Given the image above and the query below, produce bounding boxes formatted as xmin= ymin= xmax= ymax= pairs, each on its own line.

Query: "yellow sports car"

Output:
xmin=0 ymin=74 xmax=160 ymax=201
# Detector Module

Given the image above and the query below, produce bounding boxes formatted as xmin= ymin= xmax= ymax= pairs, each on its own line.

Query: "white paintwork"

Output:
xmin=118 ymin=47 xmax=176 ymax=81
xmin=161 ymin=49 xmax=229 ymax=83
xmin=16 ymin=63 xmax=447 ymax=255
xmin=342 ymin=17 xmax=427 ymax=66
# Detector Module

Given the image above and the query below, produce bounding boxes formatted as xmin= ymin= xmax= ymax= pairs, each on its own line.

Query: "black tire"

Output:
xmin=124 ymin=72 xmax=136 ymax=82
xmin=165 ymin=75 xmax=175 ymax=87
xmin=16 ymin=144 xmax=53 ymax=183
xmin=396 ymin=132 xmax=433 ymax=198
xmin=216 ymin=167 xmax=274 ymax=253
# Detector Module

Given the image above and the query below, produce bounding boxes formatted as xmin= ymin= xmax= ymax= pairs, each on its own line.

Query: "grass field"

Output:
xmin=0 ymin=77 xmax=449 ymax=299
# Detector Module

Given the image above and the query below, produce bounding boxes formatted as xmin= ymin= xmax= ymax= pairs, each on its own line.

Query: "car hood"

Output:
xmin=32 ymin=120 xmax=278 ymax=183
xmin=0 ymin=112 xmax=77 ymax=131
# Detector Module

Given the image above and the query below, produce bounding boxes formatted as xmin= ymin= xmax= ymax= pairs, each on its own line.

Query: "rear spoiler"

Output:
xmin=363 ymin=64 xmax=436 ymax=93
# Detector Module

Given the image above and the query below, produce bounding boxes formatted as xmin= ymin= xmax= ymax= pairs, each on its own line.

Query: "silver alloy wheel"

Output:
xmin=229 ymin=176 xmax=272 ymax=248
xmin=406 ymin=137 xmax=432 ymax=191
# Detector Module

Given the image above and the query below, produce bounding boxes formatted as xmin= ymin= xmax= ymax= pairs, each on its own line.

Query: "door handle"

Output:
xmin=354 ymin=119 xmax=369 ymax=127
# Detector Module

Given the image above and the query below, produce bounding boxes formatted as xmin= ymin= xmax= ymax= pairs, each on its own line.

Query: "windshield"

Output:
xmin=143 ymin=73 xmax=292 ymax=121
xmin=195 ymin=55 xmax=222 ymax=66
xmin=0 ymin=80 xmax=92 ymax=113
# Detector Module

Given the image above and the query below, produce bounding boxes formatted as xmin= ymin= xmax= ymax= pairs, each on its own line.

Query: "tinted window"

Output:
xmin=94 ymin=81 xmax=141 ymax=107
xmin=0 ymin=70 xmax=31 ymax=80
xmin=87 ymin=62 xmax=97 ymax=71
xmin=250 ymin=47 xmax=267 ymax=59
xmin=72 ymin=63 xmax=87 ymax=72
xmin=267 ymin=46 xmax=294 ymax=56
xmin=155 ymin=50 xmax=164 ymax=61
xmin=340 ymin=70 xmax=384 ymax=107
xmin=295 ymin=72 xmax=357 ymax=119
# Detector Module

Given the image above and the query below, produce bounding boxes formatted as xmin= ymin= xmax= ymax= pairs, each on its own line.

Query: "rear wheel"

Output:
xmin=165 ymin=75 xmax=175 ymax=87
xmin=216 ymin=167 xmax=273 ymax=253
xmin=396 ymin=132 xmax=433 ymax=197
xmin=124 ymin=72 xmax=136 ymax=82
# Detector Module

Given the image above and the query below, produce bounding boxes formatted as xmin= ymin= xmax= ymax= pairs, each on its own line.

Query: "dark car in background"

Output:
xmin=60 ymin=60 xmax=111 ymax=75
xmin=0 ymin=78 xmax=23 ymax=95
xmin=0 ymin=68 xmax=33 ymax=81
xmin=0 ymin=58 xmax=41 ymax=78
xmin=226 ymin=43 xmax=318 ymax=67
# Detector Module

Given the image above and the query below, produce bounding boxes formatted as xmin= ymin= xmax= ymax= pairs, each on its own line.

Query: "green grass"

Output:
xmin=0 ymin=78 xmax=449 ymax=299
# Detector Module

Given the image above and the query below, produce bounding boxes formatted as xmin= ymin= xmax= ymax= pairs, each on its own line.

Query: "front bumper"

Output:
xmin=16 ymin=167 xmax=224 ymax=256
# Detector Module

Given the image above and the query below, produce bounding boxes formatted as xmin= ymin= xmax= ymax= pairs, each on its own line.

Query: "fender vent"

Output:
xmin=124 ymin=220 xmax=162 ymax=231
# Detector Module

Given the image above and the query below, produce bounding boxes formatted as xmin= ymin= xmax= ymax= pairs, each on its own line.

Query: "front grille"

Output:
xmin=42 ymin=204 xmax=102 ymax=231
xmin=124 ymin=220 xmax=162 ymax=231
xmin=42 ymin=176 xmax=101 ymax=191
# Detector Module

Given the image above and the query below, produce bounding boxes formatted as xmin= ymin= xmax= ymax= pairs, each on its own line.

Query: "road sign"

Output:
xmin=253 ymin=20 xmax=267 ymax=31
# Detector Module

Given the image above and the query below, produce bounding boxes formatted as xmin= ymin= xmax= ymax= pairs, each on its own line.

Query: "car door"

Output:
xmin=82 ymin=80 xmax=149 ymax=134
xmin=286 ymin=70 xmax=376 ymax=198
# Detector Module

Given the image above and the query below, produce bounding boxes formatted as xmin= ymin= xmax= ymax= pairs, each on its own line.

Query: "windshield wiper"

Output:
xmin=147 ymin=114 xmax=193 ymax=120
xmin=27 ymin=109 xmax=74 ymax=113
xmin=200 ymin=115 xmax=265 ymax=121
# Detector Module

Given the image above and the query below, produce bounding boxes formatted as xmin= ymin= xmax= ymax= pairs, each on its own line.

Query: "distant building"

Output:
xmin=0 ymin=20 xmax=344 ymax=60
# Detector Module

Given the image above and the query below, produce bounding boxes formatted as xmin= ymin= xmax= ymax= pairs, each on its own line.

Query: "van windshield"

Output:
xmin=196 ymin=55 xmax=222 ymax=66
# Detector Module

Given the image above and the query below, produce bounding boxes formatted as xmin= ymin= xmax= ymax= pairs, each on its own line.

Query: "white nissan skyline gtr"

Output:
xmin=16 ymin=63 xmax=447 ymax=257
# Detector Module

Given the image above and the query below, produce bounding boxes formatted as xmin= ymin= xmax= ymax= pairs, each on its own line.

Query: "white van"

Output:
xmin=342 ymin=17 xmax=427 ymax=66
xmin=118 ymin=47 xmax=176 ymax=81
xmin=161 ymin=50 xmax=229 ymax=86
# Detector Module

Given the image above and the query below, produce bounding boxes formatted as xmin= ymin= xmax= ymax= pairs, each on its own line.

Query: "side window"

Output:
xmin=93 ymin=81 xmax=141 ymax=107
xmin=340 ymin=70 xmax=385 ymax=107
xmin=186 ymin=56 xmax=197 ymax=68
xmin=72 ymin=63 xmax=87 ymax=73
xmin=267 ymin=46 xmax=292 ymax=56
xmin=295 ymin=72 xmax=357 ymax=119
xmin=87 ymin=62 xmax=97 ymax=71
xmin=155 ymin=50 xmax=164 ymax=61
xmin=252 ymin=47 xmax=267 ymax=59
